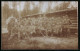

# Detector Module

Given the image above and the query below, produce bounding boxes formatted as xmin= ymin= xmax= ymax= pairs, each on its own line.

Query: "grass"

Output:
xmin=1 ymin=33 xmax=78 ymax=50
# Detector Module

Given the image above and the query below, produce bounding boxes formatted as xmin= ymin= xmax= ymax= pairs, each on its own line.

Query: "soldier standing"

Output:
xmin=6 ymin=16 xmax=18 ymax=40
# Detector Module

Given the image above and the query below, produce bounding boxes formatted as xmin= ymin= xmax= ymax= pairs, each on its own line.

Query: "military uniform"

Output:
xmin=6 ymin=16 xmax=18 ymax=40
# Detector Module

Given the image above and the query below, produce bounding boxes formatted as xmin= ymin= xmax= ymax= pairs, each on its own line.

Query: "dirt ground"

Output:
xmin=1 ymin=33 xmax=78 ymax=50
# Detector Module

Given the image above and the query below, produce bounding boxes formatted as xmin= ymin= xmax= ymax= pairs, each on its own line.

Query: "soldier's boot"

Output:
xmin=17 ymin=32 xmax=21 ymax=42
xmin=51 ymin=33 xmax=53 ymax=37
xmin=45 ymin=32 xmax=49 ymax=37
xmin=8 ymin=34 xmax=14 ymax=40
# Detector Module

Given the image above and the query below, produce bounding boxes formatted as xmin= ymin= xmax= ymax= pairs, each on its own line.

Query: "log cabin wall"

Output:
xmin=45 ymin=9 xmax=78 ymax=34
xmin=45 ymin=9 xmax=77 ymax=18
xmin=24 ymin=9 xmax=78 ymax=34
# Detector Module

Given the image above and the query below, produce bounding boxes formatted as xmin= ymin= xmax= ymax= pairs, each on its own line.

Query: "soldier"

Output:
xmin=62 ymin=15 xmax=71 ymax=37
xmin=6 ymin=16 xmax=18 ymax=40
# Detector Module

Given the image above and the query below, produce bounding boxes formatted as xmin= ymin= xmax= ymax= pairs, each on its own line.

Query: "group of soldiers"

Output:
xmin=6 ymin=15 xmax=71 ymax=40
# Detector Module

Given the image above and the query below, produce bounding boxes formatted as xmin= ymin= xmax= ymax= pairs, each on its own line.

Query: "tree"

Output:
xmin=67 ymin=1 xmax=78 ymax=9
xmin=50 ymin=1 xmax=70 ymax=12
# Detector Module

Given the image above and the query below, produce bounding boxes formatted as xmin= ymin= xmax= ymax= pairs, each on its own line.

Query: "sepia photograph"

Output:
xmin=1 ymin=1 xmax=78 ymax=50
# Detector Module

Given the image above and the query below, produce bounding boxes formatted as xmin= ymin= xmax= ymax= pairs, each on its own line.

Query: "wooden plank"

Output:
xmin=71 ymin=23 xmax=78 ymax=25
xmin=69 ymin=27 xmax=78 ymax=29
xmin=71 ymin=20 xmax=78 ymax=23
xmin=23 ymin=9 xmax=77 ymax=18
